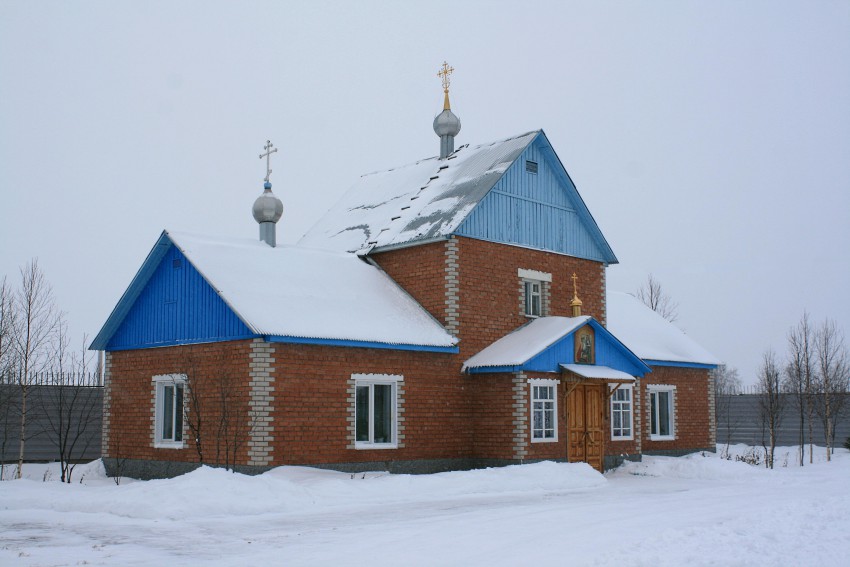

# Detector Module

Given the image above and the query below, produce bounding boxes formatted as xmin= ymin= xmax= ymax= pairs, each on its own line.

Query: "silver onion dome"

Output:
xmin=433 ymin=109 xmax=461 ymax=137
xmin=252 ymin=183 xmax=283 ymax=224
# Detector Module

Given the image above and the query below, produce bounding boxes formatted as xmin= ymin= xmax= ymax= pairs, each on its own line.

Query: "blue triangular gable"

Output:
xmin=467 ymin=319 xmax=649 ymax=376
xmin=90 ymin=232 xmax=255 ymax=351
xmin=455 ymin=131 xmax=617 ymax=264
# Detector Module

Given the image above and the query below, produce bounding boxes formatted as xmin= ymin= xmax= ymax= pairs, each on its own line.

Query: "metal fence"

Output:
xmin=0 ymin=373 xmax=103 ymax=464
xmin=716 ymin=393 xmax=850 ymax=448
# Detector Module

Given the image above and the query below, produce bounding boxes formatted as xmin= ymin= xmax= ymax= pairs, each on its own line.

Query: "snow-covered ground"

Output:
xmin=1 ymin=445 xmax=848 ymax=566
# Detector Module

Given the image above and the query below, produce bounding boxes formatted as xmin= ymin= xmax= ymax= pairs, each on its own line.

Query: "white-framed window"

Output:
xmin=354 ymin=374 xmax=401 ymax=449
xmin=610 ymin=384 xmax=633 ymax=440
xmin=153 ymin=374 xmax=186 ymax=448
xmin=529 ymin=378 xmax=558 ymax=442
xmin=518 ymin=269 xmax=551 ymax=319
xmin=524 ymin=280 xmax=542 ymax=317
xmin=648 ymin=385 xmax=676 ymax=440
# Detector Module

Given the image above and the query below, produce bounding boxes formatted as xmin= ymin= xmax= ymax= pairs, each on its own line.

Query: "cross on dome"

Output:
xmin=438 ymin=61 xmax=454 ymax=93
xmin=259 ymin=140 xmax=278 ymax=184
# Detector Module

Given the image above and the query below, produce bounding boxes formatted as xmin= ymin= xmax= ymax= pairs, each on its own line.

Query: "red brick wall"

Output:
xmin=641 ymin=367 xmax=713 ymax=452
xmin=105 ymin=341 xmax=253 ymax=465
xmin=455 ymin=237 xmax=606 ymax=359
xmin=270 ymin=343 xmax=469 ymax=465
xmin=371 ymin=241 xmax=449 ymax=325
xmin=469 ymin=374 xmax=515 ymax=460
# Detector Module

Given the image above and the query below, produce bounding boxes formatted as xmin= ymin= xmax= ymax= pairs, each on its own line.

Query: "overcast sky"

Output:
xmin=2 ymin=1 xmax=848 ymax=384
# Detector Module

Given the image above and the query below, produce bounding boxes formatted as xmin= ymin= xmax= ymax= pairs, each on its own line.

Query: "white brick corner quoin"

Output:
xmin=247 ymin=339 xmax=276 ymax=466
xmin=101 ymin=352 xmax=113 ymax=457
xmin=444 ymin=237 xmax=460 ymax=335
xmin=512 ymin=373 xmax=529 ymax=459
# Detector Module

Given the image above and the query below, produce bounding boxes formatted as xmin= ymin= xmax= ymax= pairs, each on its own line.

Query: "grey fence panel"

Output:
xmin=0 ymin=385 xmax=103 ymax=463
xmin=716 ymin=393 xmax=850 ymax=448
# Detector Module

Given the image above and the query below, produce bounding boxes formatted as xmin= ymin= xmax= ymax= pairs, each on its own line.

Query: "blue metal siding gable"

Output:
xmin=522 ymin=320 xmax=648 ymax=375
xmin=455 ymin=132 xmax=617 ymax=264
xmin=106 ymin=245 xmax=254 ymax=351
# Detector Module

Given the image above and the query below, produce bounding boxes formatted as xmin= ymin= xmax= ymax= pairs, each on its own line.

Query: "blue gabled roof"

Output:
xmin=463 ymin=316 xmax=650 ymax=376
xmin=90 ymin=230 xmax=459 ymax=352
xmin=299 ymin=130 xmax=617 ymax=264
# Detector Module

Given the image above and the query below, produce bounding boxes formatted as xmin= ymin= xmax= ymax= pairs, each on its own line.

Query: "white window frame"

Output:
xmin=609 ymin=384 xmax=634 ymax=440
xmin=518 ymin=269 xmax=551 ymax=319
xmin=524 ymin=280 xmax=542 ymax=317
xmin=529 ymin=378 xmax=559 ymax=443
xmin=353 ymin=373 xmax=402 ymax=450
xmin=153 ymin=374 xmax=186 ymax=449
xmin=648 ymin=385 xmax=676 ymax=441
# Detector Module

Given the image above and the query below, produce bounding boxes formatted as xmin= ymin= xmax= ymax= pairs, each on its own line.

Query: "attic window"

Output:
xmin=526 ymin=160 xmax=539 ymax=174
xmin=172 ymin=259 xmax=182 ymax=269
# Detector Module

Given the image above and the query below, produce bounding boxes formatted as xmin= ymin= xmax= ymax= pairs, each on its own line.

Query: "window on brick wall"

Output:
xmin=648 ymin=385 xmax=676 ymax=440
xmin=530 ymin=379 xmax=558 ymax=442
xmin=354 ymin=374 xmax=401 ymax=449
xmin=518 ymin=269 xmax=551 ymax=318
xmin=610 ymin=384 xmax=633 ymax=440
xmin=153 ymin=374 xmax=186 ymax=448
xmin=525 ymin=280 xmax=542 ymax=317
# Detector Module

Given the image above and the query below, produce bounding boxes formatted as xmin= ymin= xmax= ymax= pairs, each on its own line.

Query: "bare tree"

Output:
xmin=11 ymin=260 xmax=62 ymax=479
xmin=757 ymin=349 xmax=784 ymax=469
xmin=712 ymin=364 xmax=741 ymax=454
xmin=182 ymin=358 xmax=254 ymax=472
xmin=38 ymin=330 xmax=102 ymax=482
xmin=784 ymin=312 xmax=815 ymax=466
xmin=813 ymin=319 xmax=849 ymax=461
xmin=636 ymin=274 xmax=678 ymax=322
xmin=0 ymin=277 xmax=16 ymax=478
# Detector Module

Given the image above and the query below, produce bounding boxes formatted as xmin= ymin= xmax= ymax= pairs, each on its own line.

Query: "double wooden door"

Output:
xmin=566 ymin=383 xmax=605 ymax=472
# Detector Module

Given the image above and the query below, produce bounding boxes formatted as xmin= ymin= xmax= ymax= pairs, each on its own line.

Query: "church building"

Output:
xmin=91 ymin=65 xmax=720 ymax=479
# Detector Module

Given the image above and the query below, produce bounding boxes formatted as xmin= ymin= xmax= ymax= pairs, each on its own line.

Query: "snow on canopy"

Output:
xmin=560 ymin=364 xmax=635 ymax=382
xmin=462 ymin=316 xmax=590 ymax=371
xmin=167 ymin=231 xmax=457 ymax=347
xmin=606 ymin=291 xmax=721 ymax=366
xmin=299 ymin=131 xmax=539 ymax=254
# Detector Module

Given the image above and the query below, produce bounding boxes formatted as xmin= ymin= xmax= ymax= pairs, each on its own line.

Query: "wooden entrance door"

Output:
xmin=566 ymin=383 xmax=605 ymax=472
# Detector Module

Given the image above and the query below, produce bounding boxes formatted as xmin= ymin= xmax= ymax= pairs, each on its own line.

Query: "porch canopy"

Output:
xmin=463 ymin=316 xmax=650 ymax=377
xmin=560 ymin=363 xmax=635 ymax=384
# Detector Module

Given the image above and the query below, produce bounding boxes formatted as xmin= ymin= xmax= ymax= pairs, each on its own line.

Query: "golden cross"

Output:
xmin=571 ymin=273 xmax=579 ymax=298
xmin=437 ymin=61 xmax=454 ymax=94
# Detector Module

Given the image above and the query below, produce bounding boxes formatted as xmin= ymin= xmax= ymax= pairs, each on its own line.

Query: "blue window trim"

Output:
xmin=266 ymin=335 xmax=459 ymax=353
xmin=644 ymin=359 xmax=718 ymax=369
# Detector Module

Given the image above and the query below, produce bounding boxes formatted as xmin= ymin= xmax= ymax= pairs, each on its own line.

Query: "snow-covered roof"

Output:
xmin=560 ymin=364 xmax=635 ymax=382
xmin=606 ymin=291 xmax=721 ymax=366
xmin=462 ymin=316 xmax=590 ymax=371
xmin=299 ymin=131 xmax=539 ymax=254
xmin=166 ymin=231 xmax=457 ymax=347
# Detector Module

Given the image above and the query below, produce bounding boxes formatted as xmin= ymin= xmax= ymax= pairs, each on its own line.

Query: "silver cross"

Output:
xmin=259 ymin=140 xmax=278 ymax=183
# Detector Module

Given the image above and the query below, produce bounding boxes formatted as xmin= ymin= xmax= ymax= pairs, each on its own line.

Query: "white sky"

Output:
xmin=1 ymin=1 xmax=848 ymax=384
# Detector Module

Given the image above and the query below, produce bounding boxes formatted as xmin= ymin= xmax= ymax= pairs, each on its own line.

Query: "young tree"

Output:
xmin=757 ymin=349 xmax=784 ymax=469
xmin=38 ymin=330 xmax=102 ymax=482
xmin=11 ymin=260 xmax=62 ymax=479
xmin=784 ymin=312 xmax=815 ymax=466
xmin=182 ymin=356 xmax=254 ymax=472
xmin=0 ymin=277 xmax=16 ymax=478
xmin=813 ymin=319 xmax=849 ymax=461
xmin=712 ymin=364 xmax=742 ymax=452
xmin=636 ymin=274 xmax=679 ymax=322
